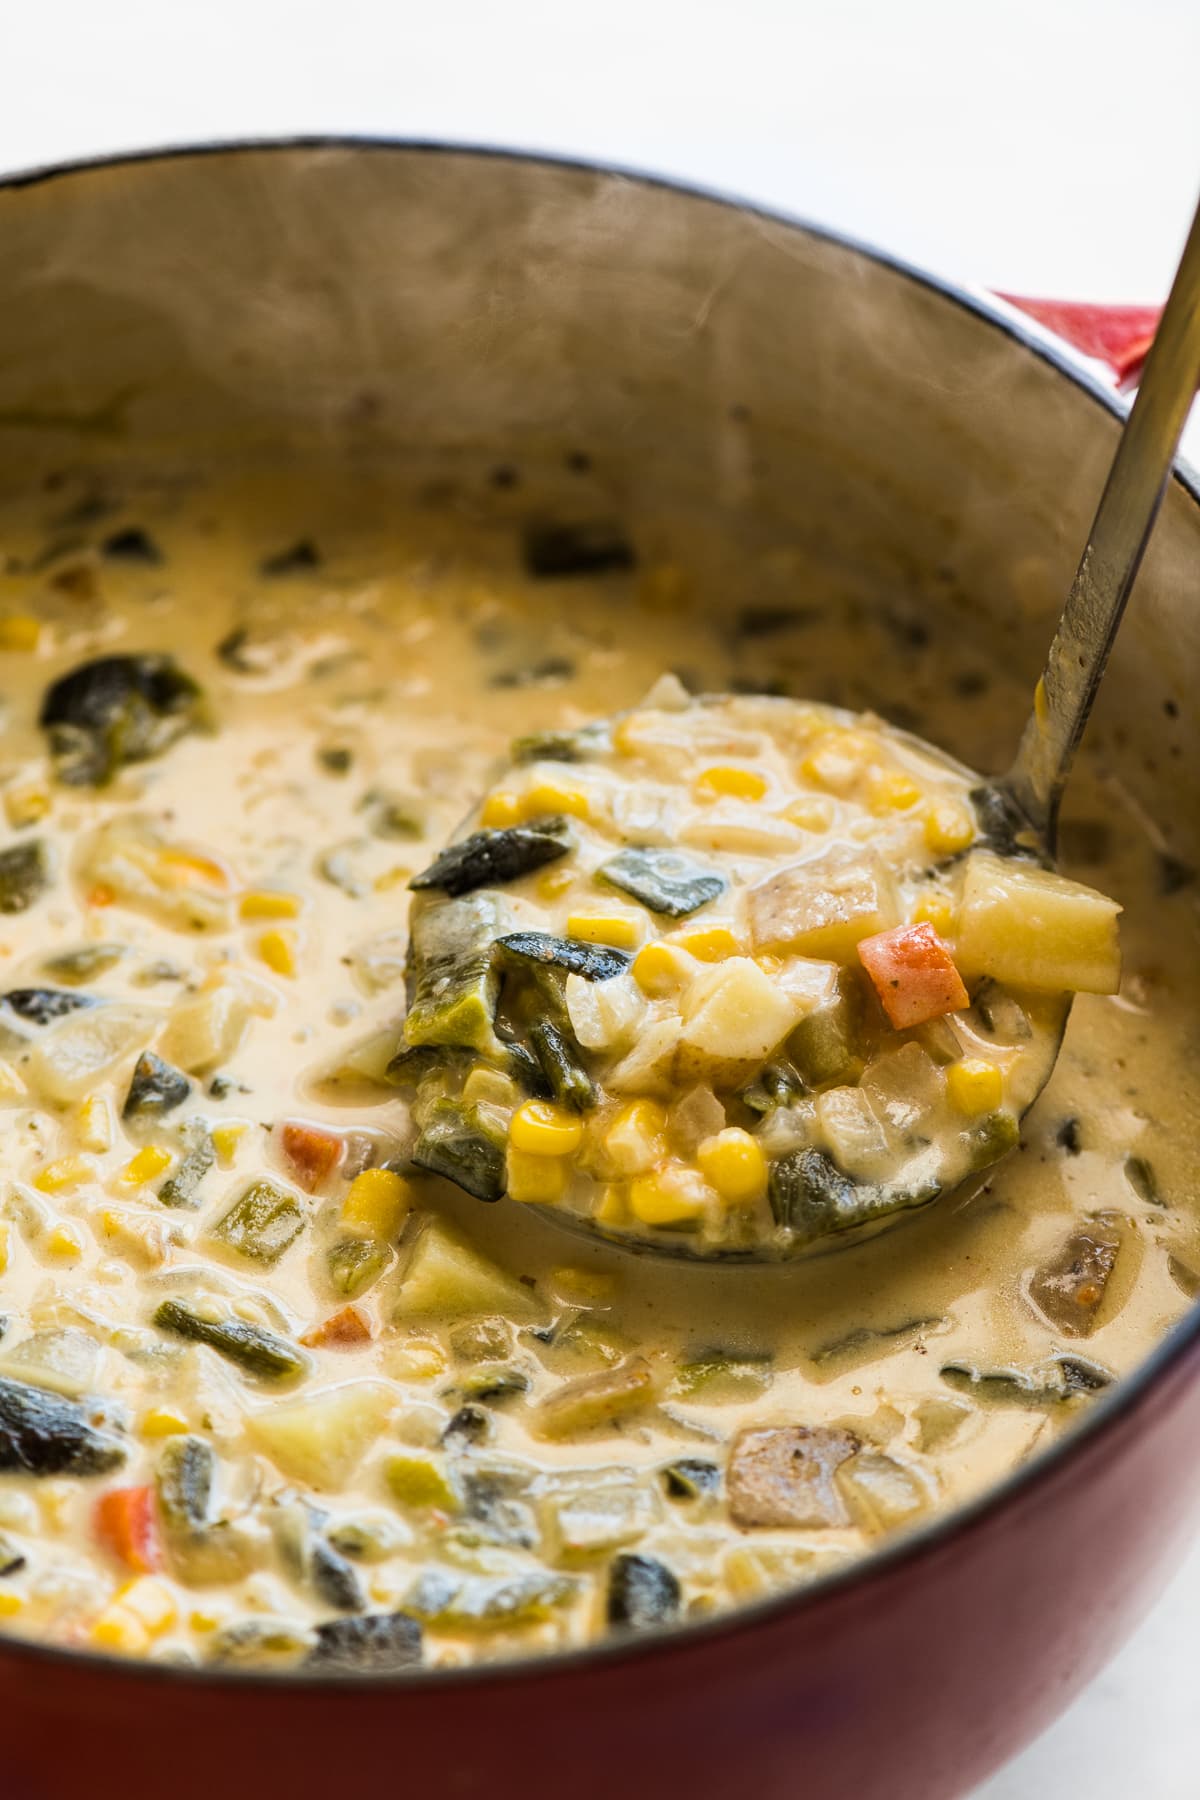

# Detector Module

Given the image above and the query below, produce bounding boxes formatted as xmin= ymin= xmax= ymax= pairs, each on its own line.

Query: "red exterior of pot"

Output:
xmin=4 ymin=1323 xmax=1199 ymax=1800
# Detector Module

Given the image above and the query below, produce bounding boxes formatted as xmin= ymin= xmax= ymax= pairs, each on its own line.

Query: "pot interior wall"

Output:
xmin=0 ymin=144 xmax=1194 ymax=857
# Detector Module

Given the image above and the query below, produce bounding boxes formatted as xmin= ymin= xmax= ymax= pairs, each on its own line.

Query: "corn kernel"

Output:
xmin=373 ymin=866 xmax=411 ymax=892
xmin=210 ymin=1123 xmax=246 ymax=1165
xmin=671 ymin=925 xmax=739 ymax=963
xmin=913 ymin=891 xmax=956 ymax=936
xmin=119 ymin=1145 xmax=172 ymax=1186
xmin=536 ymin=865 xmax=574 ymax=901
xmin=4 ymin=778 xmax=50 ymax=828
xmin=630 ymin=1163 xmax=710 ymax=1226
xmin=385 ymin=1340 xmax=446 ymax=1381
xmin=0 ymin=1592 xmax=25 ymax=1618
xmin=91 ymin=1605 xmax=151 ymax=1656
xmin=76 ymin=1096 xmax=113 ymax=1153
xmin=462 ymin=1066 xmax=519 ymax=1109
xmin=189 ymin=1607 xmax=224 ymax=1634
xmin=257 ymin=927 xmax=298 ymax=977
xmin=156 ymin=849 xmax=228 ymax=890
xmin=632 ymin=941 xmax=689 ymax=997
xmin=868 ymin=769 xmax=922 ymax=814
xmin=506 ymin=1147 xmax=570 ymax=1204
xmin=604 ymin=1098 xmax=668 ymax=1175
xmin=140 ymin=1407 xmax=190 ymax=1438
xmin=0 ymin=614 xmax=41 ymax=652
xmin=783 ymin=796 xmax=835 ymax=833
xmin=239 ymin=889 xmax=302 ymax=921
xmin=696 ymin=766 xmax=768 ymax=802
xmin=510 ymin=1100 xmax=584 ymax=1155
xmin=923 ymin=802 xmax=975 ymax=856
xmin=0 ymin=1221 xmax=9 ymax=1275
xmin=801 ymin=732 xmax=871 ymax=793
xmin=45 ymin=1223 xmax=84 ymax=1261
xmin=946 ymin=1058 xmax=1004 ymax=1115
xmin=481 ymin=790 xmax=523 ymax=829
xmin=522 ymin=781 xmax=590 ymax=822
xmin=594 ymin=1183 xmax=630 ymax=1226
xmin=566 ymin=912 xmax=642 ymax=950
xmin=612 ymin=715 xmax=640 ymax=757
xmin=340 ymin=1168 xmax=412 ymax=1239
xmin=117 ymin=1578 xmax=177 ymax=1636
xmin=99 ymin=1209 xmax=168 ymax=1270
xmin=34 ymin=1155 xmax=94 ymax=1193
xmin=697 ymin=1128 xmax=768 ymax=1204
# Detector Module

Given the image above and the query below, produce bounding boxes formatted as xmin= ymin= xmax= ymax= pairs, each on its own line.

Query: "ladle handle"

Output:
xmin=1005 ymin=193 xmax=1200 ymax=847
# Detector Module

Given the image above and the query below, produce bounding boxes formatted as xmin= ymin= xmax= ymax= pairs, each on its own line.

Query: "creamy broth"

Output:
xmin=0 ymin=468 xmax=1195 ymax=1671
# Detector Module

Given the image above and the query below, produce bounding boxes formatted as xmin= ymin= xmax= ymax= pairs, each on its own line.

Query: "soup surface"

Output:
xmin=0 ymin=468 xmax=1195 ymax=1673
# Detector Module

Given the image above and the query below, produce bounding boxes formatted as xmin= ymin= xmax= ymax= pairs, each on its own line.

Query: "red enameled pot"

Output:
xmin=0 ymin=142 xmax=1196 ymax=1800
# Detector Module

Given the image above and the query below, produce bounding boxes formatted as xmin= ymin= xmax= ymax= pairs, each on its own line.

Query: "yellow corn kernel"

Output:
xmin=801 ymin=732 xmax=871 ymax=793
xmin=868 ymin=769 xmax=922 ymax=814
xmin=672 ymin=925 xmax=739 ymax=963
xmin=90 ymin=1605 xmax=151 ymax=1656
xmin=946 ymin=1058 xmax=1004 ymax=1115
xmin=119 ymin=1145 xmax=172 ymax=1186
xmin=4 ymin=778 xmax=50 ymax=828
xmin=923 ymin=802 xmax=975 ymax=856
xmin=630 ymin=1163 xmax=710 ymax=1226
xmin=45 ymin=1223 xmax=84 ymax=1261
xmin=784 ymin=795 xmax=835 ymax=832
xmin=696 ymin=766 xmax=768 ymax=802
xmin=0 ymin=1221 xmax=8 ymax=1275
xmin=210 ymin=1123 xmax=246 ymax=1165
xmin=257 ymin=927 xmax=298 ymax=977
xmin=189 ymin=1607 xmax=224 ymax=1634
xmin=340 ymin=1167 xmax=412 ymax=1240
xmin=0 ymin=614 xmax=41 ymax=652
xmin=76 ymin=1095 xmax=113 ymax=1153
xmin=536 ymin=865 xmax=574 ymax=901
xmin=239 ymin=889 xmax=302 ymax=921
xmin=632 ymin=941 xmax=689 ymax=997
xmin=156 ymin=849 xmax=228 ymax=890
xmin=612 ymin=715 xmax=640 ymax=758
xmin=605 ymin=1099 xmax=669 ymax=1176
xmin=594 ymin=1183 xmax=630 ymax=1226
xmin=506 ymin=1147 xmax=570 ymax=1204
xmin=697 ymin=1128 xmax=768 ymax=1204
xmin=510 ymin=1100 xmax=584 ymax=1155
xmin=1033 ymin=675 xmax=1049 ymax=727
xmin=140 ymin=1407 xmax=190 ymax=1438
xmin=481 ymin=790 xmax=523 ymax=829
xmin=0 ymin=1591 xmax=25 ymax=1618
xmin=913 ymin=891 xmax=956 ymax=936
xmin=34 ymin=1155 xmax=94 ymax=1193
xmin=566 ymin=912 xmax=642 ymax=951
xmin=521 ymin=781 xmax=590 ymax=822
xmin=462 ymin=1066 xmax=519 ymax=1109
xmin=99 ymin=1208 xmax=168 ymax=1270
xmin=117 ymin=1577 xmax=177 ymax=1636
xmin=385 ymin=1339 xmax=447 ymax=1381
xmin=373 ymin=865 xmax=411 ymax=892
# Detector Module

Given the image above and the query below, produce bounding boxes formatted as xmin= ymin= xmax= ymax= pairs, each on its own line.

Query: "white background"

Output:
xmin=3 ymin=4 xmax=1199 ymax=1792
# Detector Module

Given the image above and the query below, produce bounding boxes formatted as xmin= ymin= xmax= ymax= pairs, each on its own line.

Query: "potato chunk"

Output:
xmin=393 ymin=1218 xmax=542 ymax=1321
xmin=955 ymin=851 xmax=1121 ymax=993
xmin=1027 ymin=1226 xmax=1121 ymax=1337
xmin=676 ymin=957 xmax=813 ymax=1086
xmin=728 ymin=1425 xmax=860 ymax=1528
xmin=748 ymin=849 xmax=899 ymax=961
xmin=248 ymin=1382 xmax=393 ymax=1489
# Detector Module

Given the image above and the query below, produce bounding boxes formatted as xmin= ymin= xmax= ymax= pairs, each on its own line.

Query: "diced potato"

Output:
xmin=393 ymin=1218 xmax=541 ymax=1321
xmin=835 ymin=1450 xmax=931 ymax=1532
xmin=815 ymin=1085 xmax=889 ymax=1175
xmin=247 ymin=1381 xmax=394 ymax=1489
xmin=725 ymin=1541 xmax=849 ymax=1600
xmin=533 ymin=1357 xmax=657 ymax=1439
xmin=26 ymin=1005 xmax=156 ymax=1104
xmin=564 ymin=972 xmax=645 ymax=1053
xmin=748 ymin=848 xmax=899 ymax=960
xmin=383 ymin=1448 xmax=460 ymax=1512
xmin=955 ymin=851 xmax=1121 ymax=993
xmin=541 ymin=1475 xmax=661 ymax=1563
xmin=605 ymin=1019 xmax=683 ymax=1097
xmin=160 ymin=987 xmax=251 ymax=1075
xmin=728 ymin=1426 xmax=859 ymax=1528
xmin=676 ymin=957 xmax=811 ymax=1086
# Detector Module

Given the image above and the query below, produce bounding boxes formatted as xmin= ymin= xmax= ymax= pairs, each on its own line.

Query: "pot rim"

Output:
xmin=0 ymin=132 xmax=1196 ymax=1696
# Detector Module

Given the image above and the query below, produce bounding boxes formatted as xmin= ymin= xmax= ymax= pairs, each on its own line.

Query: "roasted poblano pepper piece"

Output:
xmin=598 ymin=847 xmax=725 ymax=919
xmin=787 ymin=966 xmax=867 ymax=1090
xmin=662 ymin=1458 xmax=722 ymax=1500
xmin=968 ymin=783 xmax=1042 ymax=861
xmin=0 ymin=840 xmax=51 ymax=914
xmin=211 ymin=1180 xmax=307 ymax=1264
xmin=739 ymin=1061 xmax=805 ymax=1116
xmin=404 ymin=894 xmax=511 ymax=1055
xmin=0 ymin=1374 xmax=126 ymax=1476
xmin=521 ymin=519 xmax=635 ymax=579
xmin=0 ymin=1533 xmax=26 ymax=1576
xmin=529 ymin=1017 xmax=596 ymax=1111
xmin=0 ymin=987 xmax=94 ymax=1027
xmin=157 ymin=1129 xmax=216 ymax=1209
xmin=768 ymin=1148 xmax=939 ymax=1247
xmin=39 ymin=653 xmax=207 ymax=786
xmin=385 ymin=1043 xmax=472 ymax=1088
xmin=123 ymin=1051 xmax=191 ymax=1120
xmin=327 ymin=1235 xmax=395 ymax=1298
xmin=411 ymin=822 xmax=571 ymax=898
xmin=495 ymin=931 xmax=631 ymax=983
xmin=153 ymin=1299 xmax=310 ymax=1384
xmin=156 ymin=1434 xmax=217 ymax=1532
xmin=510 ymin=727 xmax=602 ymax=765
xmin=941 ymin=1355 xmax=1113 ymax=1405
xmin=39 ymin=942 xmax=125 ymax=985
xmin=963 ymin=1111 xmax=1020 ymax=1171
xmin=404 ymin=1567 xmax=577 ymax=1629
xmin=412 ymin=1101 xmax=507 ymax=1203
xmin=606 ymin=1552 xmax=682 ymax=1631
xmin=307 ymin=1610 xmax=424 ymax=1672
